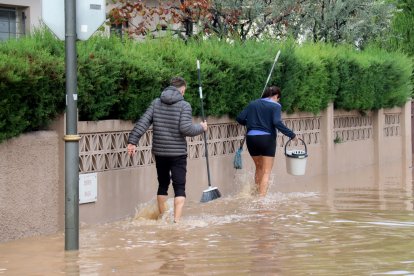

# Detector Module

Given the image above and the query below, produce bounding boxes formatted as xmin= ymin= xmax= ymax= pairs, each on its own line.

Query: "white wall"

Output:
xmin=0 ymin=0 xmax=41 ymax=33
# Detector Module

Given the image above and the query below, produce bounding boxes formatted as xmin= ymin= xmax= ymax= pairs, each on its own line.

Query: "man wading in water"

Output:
xmin=127 ymin=77 xmax=208 ymax=223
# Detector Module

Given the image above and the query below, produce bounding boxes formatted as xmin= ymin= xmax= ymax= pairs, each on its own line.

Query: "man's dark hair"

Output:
xmin=170 ymin=77 xmax=187 ymax=88
xmin=261 ymin=86 xmax=282 ymax=99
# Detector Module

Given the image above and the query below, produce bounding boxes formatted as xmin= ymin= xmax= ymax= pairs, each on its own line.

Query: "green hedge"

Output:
xmin=0 ymin=32 xmax=412 ymax=143
xmin=0 ymin=31 xmax=65 ymax=142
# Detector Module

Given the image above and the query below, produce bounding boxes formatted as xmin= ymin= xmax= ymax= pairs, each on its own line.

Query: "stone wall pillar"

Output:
xmin=321 ymin=103 xmax=334 ymax=175
xmin=373 ymin=108 xmax=385 ymax=167
xmin=320 ymin=103 xmax=335 ymax=211
xmin=401 ymin=100 xmax=412 ymax=170
xmin=373 ymin=108 xmax=385 ymax=207
xmin=401 ymin=100 xmax=413 ymax=197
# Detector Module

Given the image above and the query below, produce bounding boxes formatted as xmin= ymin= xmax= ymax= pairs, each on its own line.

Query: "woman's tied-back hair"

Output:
xmin=170 ymin=76 xmax=187 ymax=88
xmin=262 ymin=86 xmax=282 ymax=99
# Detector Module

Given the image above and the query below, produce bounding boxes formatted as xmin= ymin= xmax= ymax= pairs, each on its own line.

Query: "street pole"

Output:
xmin=64 ymin=0 xmax=80 ymax=251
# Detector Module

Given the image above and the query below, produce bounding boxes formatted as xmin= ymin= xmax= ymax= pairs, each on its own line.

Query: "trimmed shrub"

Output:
xmin=0 ymin=32 xmax=412 ymax=143
xmin=0 ymin=32 xmax=65 ymax=142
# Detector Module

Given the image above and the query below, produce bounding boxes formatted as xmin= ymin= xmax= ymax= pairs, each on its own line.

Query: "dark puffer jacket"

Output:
xmin=128 ymin=86 xmax=204 ymax=156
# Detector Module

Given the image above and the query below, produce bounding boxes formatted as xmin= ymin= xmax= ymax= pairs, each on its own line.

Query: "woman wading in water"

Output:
xmin=236 ymin=86 xmax=297 ymax=196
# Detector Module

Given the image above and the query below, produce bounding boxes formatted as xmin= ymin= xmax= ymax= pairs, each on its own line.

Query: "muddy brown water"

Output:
xmin=0 ymin=163 xmax=413 ymax=275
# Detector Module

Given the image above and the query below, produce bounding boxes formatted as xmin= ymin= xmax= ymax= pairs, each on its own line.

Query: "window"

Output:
xmin=110 ymin=21 xmax=128 ymax=40
xmin=0 ymin=7 xmax=25 ymax=41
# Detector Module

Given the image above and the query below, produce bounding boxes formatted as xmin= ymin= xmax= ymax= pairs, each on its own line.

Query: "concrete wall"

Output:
xmin=71 ymin=103 xmax=413 ymax=223
xmin=0 ymin=131 xmax=61 ymax=242
xmin=0 ymin=103 xmax=412 ymax=242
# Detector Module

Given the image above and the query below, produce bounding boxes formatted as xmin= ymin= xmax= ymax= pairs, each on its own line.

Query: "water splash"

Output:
xmin=133 ymin=198 xmax=173 ymax=222
xmin=233 ymin=170 xmax=276 ymax=198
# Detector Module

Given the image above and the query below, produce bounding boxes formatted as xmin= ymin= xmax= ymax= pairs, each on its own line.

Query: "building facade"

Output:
xmin=0 ymin=0 xmax=41 ymax=40
xmin=0 ymin=1 xmax=170 ymax=41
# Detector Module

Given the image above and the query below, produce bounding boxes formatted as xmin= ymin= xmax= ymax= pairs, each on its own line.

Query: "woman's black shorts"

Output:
xmin=246 ymin=135 xmax=276 ymax=157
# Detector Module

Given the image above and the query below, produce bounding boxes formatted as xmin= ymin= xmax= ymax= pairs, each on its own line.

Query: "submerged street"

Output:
xmin=0 ymin=162 xmax=413 ymax=275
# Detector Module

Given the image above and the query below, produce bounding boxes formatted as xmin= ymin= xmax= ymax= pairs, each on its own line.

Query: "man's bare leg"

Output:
xmin=157 ymin=195 xmax=168 ymax=219
xmin=173 ymin=196 xmax=185 ymax=223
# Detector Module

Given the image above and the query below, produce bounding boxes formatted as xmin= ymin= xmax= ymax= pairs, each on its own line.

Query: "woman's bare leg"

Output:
xmin=252 ymin=156 xmax=263 ymax=195
xmin=258 ymin=156 xmax=275 ymax=197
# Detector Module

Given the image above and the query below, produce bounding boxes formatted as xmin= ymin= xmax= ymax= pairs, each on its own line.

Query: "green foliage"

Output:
xmin=0 ymin=33 xmax=412 ymax=143
xmin=279 ymin=42 xmax=334 ymax=114
xmin=334 ymin=136 xmax=342 ymax=144
xmin=334 ymin=45 xmax=412 ymax=110
xmin=388 ymin=0 xmax=414 ymax=56
xmin=77 ymin=36 xmax=125 ymax=120
xmin=0 ymin=31 xmax=65 ymax=143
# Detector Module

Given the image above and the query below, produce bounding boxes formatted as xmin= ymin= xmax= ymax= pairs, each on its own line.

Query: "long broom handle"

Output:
xmin=197 ymin=60 xmax=212 ymax=187
xmin=238 ymin=50 xmax=281 ymax=150
xmin=261 ymin=50 xmax=281 ymax=98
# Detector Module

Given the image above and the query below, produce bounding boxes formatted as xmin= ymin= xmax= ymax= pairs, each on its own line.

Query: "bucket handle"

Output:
xmin=284 ymin=137 xmax=307 ymax=156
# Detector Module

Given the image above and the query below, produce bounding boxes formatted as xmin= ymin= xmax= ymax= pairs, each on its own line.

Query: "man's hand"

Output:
xmin=127 ymin=143 xmax=137 ymax=156
xmin=292 ymin=135 xmax=299 ymax=142
xmin=200 ymin=120 xmax=208 ymax=131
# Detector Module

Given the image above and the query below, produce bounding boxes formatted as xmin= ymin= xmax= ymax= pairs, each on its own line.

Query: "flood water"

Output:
xmin=1 ymin=163 xmax=413 ymax=275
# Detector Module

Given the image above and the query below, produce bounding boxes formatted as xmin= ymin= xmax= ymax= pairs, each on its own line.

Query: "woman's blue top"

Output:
xmin=236 ymin=98 xmax=295 ymax=139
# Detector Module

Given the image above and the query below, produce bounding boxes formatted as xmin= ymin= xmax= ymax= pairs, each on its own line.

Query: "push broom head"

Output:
xmin=200 ymin=186 xmax=221 ymax=203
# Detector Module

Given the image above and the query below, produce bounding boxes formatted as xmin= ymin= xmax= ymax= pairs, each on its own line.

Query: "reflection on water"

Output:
xmin=0 ymin=163 xmax=413 ymax=275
